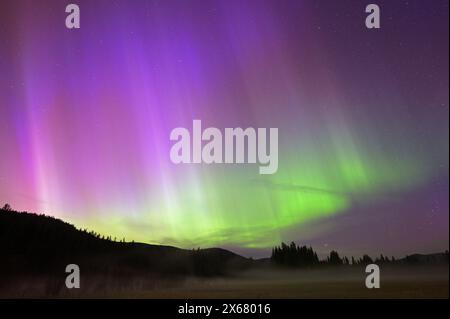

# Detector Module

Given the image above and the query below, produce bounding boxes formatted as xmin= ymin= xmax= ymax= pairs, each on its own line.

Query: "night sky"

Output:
xmin=0 ymin=0 xmax=448 ymax=258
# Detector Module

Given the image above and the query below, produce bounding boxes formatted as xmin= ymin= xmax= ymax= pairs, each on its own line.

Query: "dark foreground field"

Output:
xmin=110 ymin=265 xmax=449 ymax=299
xmin=3 ymin=265 xmax=447 ymax=298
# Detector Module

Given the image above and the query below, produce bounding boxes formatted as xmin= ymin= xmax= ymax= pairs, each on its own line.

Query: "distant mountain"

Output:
xmin=402 ymin=253 xmax=449 ymax=264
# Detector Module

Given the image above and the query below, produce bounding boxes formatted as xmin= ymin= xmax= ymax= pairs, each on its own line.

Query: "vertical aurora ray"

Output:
xmin=0 ymin=0 xmax=448 ymax=254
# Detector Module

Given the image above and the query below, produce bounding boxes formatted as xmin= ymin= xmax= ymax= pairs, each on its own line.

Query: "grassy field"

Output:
xmin=2 ymin=265 xmax=448 ymax=298
xmin=126 ymin=280 xmax=448 ymax=299
xmin=113 ymin=265 xmax=448 ymax=299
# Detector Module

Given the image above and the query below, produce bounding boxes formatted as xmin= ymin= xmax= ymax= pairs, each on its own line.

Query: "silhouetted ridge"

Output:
xmin=0 ymin=206 xmax=252 ymax=278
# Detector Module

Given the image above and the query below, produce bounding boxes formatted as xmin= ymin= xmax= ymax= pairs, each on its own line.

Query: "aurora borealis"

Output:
xmin=0 ymin=0 xmax=448 ymax=257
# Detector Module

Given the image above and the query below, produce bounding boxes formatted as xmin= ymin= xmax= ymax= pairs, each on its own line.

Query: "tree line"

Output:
xmin=271 ymin=241 xmax=449 ymax=267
